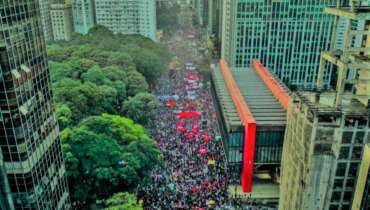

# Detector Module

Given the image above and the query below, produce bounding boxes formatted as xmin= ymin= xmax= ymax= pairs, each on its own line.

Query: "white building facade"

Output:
xmin=50 ymin=1 xmax=74 ymax=40
xmin=38 ymin=0 xmax=53 ymax=41
xmin=95 ymin=0 xmax=157 ymax=41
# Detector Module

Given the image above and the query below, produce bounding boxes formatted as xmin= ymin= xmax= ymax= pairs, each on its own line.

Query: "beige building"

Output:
xmin=50 ymin=0 xmax=74 ymax=41
xmin=352 ymin=144 xmax=370 ymax=210
xmin=279 ymin=2 xmax=370 ymax=210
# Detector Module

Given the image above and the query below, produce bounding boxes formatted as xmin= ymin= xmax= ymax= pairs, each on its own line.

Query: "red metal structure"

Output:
xmin=219 ymin=59 xmax=256 ymax=193
xmin=251 ymin=60 xmax=291 ymax=110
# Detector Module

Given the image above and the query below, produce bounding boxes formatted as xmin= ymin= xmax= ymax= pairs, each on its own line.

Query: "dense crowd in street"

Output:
xmin=142 ymin=63 xmax=230 ymax=209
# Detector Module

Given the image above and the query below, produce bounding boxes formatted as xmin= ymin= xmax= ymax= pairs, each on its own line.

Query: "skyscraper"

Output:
xmin=207 ymin=0 xmax=221 ymax=35
xmin=0 ymin=0 xmax=71 ymax=209
xmin=193 ymin=0 xmax=208 ymax=26
xmin=220 ymin=0 xmax=344 ymax=88
xmin=50 ymin=0 xmax=74 ymax=41
xmin=38 ymin=0 xmax=53 ymax=41
xmin=72 ymin=0 xmax=95 ymax=34
xmin=95 ymin=0 xmax=157 ymax=41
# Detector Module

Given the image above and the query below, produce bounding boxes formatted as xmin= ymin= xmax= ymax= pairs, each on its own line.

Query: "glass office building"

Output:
xmin=221 ymin=0 xmax=347 ymax=88
xmin=0 ymin=0 xmax=70 ymax=209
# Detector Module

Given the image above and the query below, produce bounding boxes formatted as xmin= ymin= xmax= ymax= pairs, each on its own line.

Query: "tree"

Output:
xmin=125 ymin=71 xmax=148 ymax=96
xmin=130 ymin=49 xmax=164 ymax=82
xmin=62 ymin=114 xmax=162 ymax=207
xmin=55 ymin=103 xmax=72 ymax=130
xmin=107 ymin=52 xmax=135 ymax=70
xmin=82 ymin=65 xmax=110 ymax=85
xmin=53 ymin=79 xmax=117 ymax=123
xmin=105 ymin=192 xmax=143 ymax=210
xmin=88 ymin=25 xmax=115 ymax=40
xmin=47 ymin=44 xmax=75 ymax=62
xmin=61 ymin=127 xmax=124 ymax=206
xmin=86 ymin=49 xmax=115 ymax=67
xmin=122 ymin=93 xmax=158 ymax=125
xmin=103 ymin=66 xmax=128 ymax=81
xmin=49 ymin=61 xmax=75 ymax=82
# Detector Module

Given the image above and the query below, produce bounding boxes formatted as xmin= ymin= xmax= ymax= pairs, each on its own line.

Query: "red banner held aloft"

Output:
xmin=164 ymin=100 xmax=177 ymax=107
xmin=177 ymin=111 xmax=201 ymax=119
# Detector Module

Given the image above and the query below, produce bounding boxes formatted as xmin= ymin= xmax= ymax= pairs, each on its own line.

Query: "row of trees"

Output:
xmin=48 ymin=26 xmax=168 ymax=208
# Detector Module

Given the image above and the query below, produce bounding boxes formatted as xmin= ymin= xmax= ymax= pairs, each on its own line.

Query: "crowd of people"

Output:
xmin=142 ymin=65 xmax=231 ymax=209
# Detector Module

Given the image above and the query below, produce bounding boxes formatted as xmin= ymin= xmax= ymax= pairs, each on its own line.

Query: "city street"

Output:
xmin=142 ymin=15 xmax=231 ymax=208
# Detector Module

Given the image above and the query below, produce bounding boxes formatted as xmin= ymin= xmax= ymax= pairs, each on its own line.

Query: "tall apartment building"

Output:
xmin=38 ymin=0 xmax=53 ymax=41
xmin=95 ymin=0 xmax=157 ymax=41
xmin=279 ymin=2 xmax=370 ymax=210
xmin=72 ymin=0 xmax=95 ymax=34
xmin=220 ymin=0 xmax=349 ymax=88
xmin=207 ymin=0 xmax=220 ymax=35
xmin=50 ymin=0 xmax=74 ymax=41
xmin=193 ymin=0 xmax=208 ymax=26
xmin=0 ymin=0 xmax=71 ymax=209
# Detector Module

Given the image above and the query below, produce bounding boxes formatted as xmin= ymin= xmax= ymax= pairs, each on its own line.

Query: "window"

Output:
xmin=333 ymin=179 xmax=344 ymax=190
xmin=352 ymin=146 xmax=363 ymax=160
xmin=348 ymin=163 xmax=359 ymax=177
xmin=339 ymin=147 xmax=350 ymax=159
xmin=336 ymin=163 xmax=347 ymax=177
xmin=345 ymin=178 xmax=355 ymax=190
xmin=341 ymin=204 xmax=350 ymax=210
xmin=354 ymin=132 xmax=364 ymax=144
xmin=342 ymin=132 xmax=353 ymax=144
xmin=329 ymin=205 xmax=339 ymax=210
xmin=331 ymin=191 xmax=341 ymax=202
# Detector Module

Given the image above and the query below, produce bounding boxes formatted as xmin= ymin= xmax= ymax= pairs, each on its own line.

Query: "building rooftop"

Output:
xmin=212 ymin=66 xmax=242 ymax=131
xmin=325 ymin=6 xmax=370 ymax=20
xmin=212 ymin=61 xmax=287 ymax=132
xmin=295 ymin=91 xmax=370 ymax=116
xmin=233 ymin=69 xmax=286 ymax=126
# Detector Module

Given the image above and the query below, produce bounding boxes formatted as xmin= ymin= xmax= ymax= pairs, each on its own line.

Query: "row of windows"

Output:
xmin=1 ymin=2 xmax=70 ymax=209
xmin=6 ymin=139 xmax=64 ymax=192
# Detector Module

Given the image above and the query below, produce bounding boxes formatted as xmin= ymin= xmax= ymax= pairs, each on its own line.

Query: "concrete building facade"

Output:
xmin=220 ymin=0 xmax=347 ymax=88
xmin=352 ymin=144 xmax=370 ymax=210
xmin=280 ymin=2 xmax=370 ymax=210
xmin=50 ymin=0 xmax=74 ymax=41
xmin=280 ymin=91 xmax=370 ymax=210
xmin=95 ymin=0 xmax=157 ymax=41
xmin=72 ymin=0 xmax=95 ymax=34
xmin=0 ymin=0 xmax=71 ymax=209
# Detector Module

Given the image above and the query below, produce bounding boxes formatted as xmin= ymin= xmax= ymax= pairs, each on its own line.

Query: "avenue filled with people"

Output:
xmin=142 ymin=59 xmax=230 ymax=209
